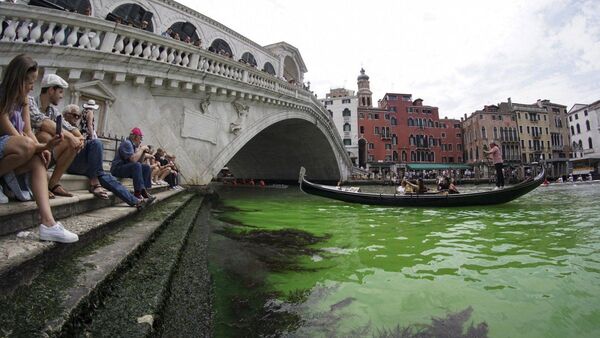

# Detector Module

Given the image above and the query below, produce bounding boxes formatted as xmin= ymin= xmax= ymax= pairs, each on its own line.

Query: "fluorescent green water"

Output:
xmin=215 ymin=183 xmax=600 ymax=337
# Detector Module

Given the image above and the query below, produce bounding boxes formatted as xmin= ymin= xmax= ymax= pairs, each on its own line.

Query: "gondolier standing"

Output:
xmin=484 ymin=141 xmax=504 ymax=190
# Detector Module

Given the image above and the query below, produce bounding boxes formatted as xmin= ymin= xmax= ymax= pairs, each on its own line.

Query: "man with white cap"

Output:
xmin=30 ymin=73 xmax=83 ymax=197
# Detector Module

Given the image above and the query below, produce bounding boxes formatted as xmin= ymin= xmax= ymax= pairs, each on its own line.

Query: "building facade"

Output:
xmin=540 ymin=100 xmax=570 ymax=177
xmin=320 ymin=88 xmax=359 ymax=165
xmin=462 ymin=105 xmax=520 ymax=176
xmin=498 ymin=99 xmax=570 ymax=178
xmin=568 ymin=100 xmax=600 ymax=175
xmin=355 ymin=69 xmax=465 ymax=175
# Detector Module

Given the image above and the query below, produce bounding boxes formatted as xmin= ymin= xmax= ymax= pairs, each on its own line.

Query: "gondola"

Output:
xmin=298 ymin=167 xmax=544 ymax=207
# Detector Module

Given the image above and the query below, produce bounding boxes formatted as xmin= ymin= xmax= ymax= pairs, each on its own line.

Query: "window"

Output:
xmin=343 ymin=139 xmax=351 ymax=145
xmin=569 ymin=115 xmax=573 ymax=121
xmin=32 ymin=0 xmax=91 ymax=15
xmin=343 ymin=123 xmax=351 ymax=132
xmin=368 ymin=143 xmax=375 ymax=149
xmin=409 ymin=135 xmax=415 ymax=145
xmin=263 ymin=62 xmax=276 ymax=75
xmin=577 ymin=124 xmax=581 ymax=134
xmin=493 ymin=127 xmax=498 ymax=140
xmin=385 ymin=144 xmax=392 ymax=150
xmin=391 ymin=117 xmax=397 ymax=125
xmin=342 ymin=99 xmax=351 ymax=104
xmin=342 ymin=108 xmax=351 ymax=117
xmin=390 ymin=107 xmax=397 ymax=112
xmin=408 ymin=118 xmax=414 ymax=126
xmin=374 ymin=127 xmax=380 ymax=134
xmin=481 ymin=127 xmax=486 ymax=139
xmin=169 ymin=22 xmax=201 ymax=44
xmin=584 ymin=109 xmax=588 ymax=116
xmin=589 ymin=137 xmax=593 ymax=149
xmin=328 ymin=110 xmax=333 ymax=117
xmin=571 ymin=126 xmax=575 ymax=135
xmin=575 ymin=114 xmax=579 ymax=120
xmin=411 ymin=151 xmax=416 ymax=161
xmin=479 ymin=115 xmax=483 ymax=119
xmin=442 ymin=132 xmax=446 ymax=138
xmin=210 ymin=39 xmax=233 ymax=57
xmin=241 ymin=52 xmax=257 ymax=67
xmin=107 ymin=3 xmax=154 ymax=32
xmin=402 ymin=151 xmax=407 ymax=161
xmin=324 ymin=100 xmax=333 ymax=105
xmin=586 ymin=120 xmax=591 ymax=131
xmin=360 ymin=126 xmax=365 ymax=134
xmin=385 ymin=114 xmax=390 ymax=120
xmin=359 ymin=113 xmax=365 ymax=119
xmin=374 ymin=114 xmax=379 ymax=119
xmin=368 ymin=113 xmax=373 ymax=119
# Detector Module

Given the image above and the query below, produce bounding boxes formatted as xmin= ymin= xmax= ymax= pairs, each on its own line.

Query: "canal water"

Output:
xmin=209 ymin=183 xmax=600 ymax=337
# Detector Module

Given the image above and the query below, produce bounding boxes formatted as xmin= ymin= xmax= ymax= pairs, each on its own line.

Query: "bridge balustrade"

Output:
xmin=0 ymin=3 xmax=317 ymax=107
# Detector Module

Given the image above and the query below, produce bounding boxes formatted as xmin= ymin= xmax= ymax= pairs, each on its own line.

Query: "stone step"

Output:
xmin=61 ymin=195 xmax=204 ymax=337
xmin=50 ymin=173 xmax=146 ymax=193
xmin=0 ymin=188 xmax=190 ymax=292
xmin=0 ymin=191 xmax=197 ymax=336
xmin=0 ymin=183 xmax=171 ymax=237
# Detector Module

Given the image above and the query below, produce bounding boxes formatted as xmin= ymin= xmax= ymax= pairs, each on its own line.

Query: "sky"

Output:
xmin=178 ymin=0 xmax=600 ymax=120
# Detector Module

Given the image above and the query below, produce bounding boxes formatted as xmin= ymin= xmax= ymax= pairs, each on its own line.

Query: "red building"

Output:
xmin=357 ymin=69 xmax=464 ymax=174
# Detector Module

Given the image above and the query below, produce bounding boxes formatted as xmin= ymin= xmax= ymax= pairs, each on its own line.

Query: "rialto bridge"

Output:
xmin=0 ymin=1 xmax=352 ymax=184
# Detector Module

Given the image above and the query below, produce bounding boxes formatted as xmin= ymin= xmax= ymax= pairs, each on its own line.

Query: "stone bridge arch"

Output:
xmin=201 ymin=111 xmax=346 ymax=183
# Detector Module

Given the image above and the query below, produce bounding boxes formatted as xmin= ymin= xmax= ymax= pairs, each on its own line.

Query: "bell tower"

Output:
xmin=357 ymin=68 xmax=373 ymax=108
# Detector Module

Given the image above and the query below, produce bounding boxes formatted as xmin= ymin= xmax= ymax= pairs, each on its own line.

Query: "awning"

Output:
xmin=572 ymin=167 xmax=593 ymax=175
xmin=407 ymin=163 xmax=471 ymax=170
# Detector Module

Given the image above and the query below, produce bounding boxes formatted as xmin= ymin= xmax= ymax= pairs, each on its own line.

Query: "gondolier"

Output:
xmin=483 ymin=141 xmax=504 ymax=190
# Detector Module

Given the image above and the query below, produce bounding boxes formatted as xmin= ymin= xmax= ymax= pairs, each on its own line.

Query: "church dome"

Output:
xmin=357 ymin=68 xmax=369 ymax=81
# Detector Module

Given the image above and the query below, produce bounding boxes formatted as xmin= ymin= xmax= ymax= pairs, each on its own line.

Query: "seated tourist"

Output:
xmin=403 ymin=178 xmax=428 ymax=194
xmin=111 ymin=127 xmax=155 ymax=202
xmin=153 ymin=148 xmax=172 ymax=185
xmin=62 ymin=105 xmax=151 ymax=209
xmin=437 ymin=176 xmax=459 ymax=194
xmin=31 ymin=73 xmax=83 ymax=198
xmin=0 ymin=54 xmax=77 ymax=242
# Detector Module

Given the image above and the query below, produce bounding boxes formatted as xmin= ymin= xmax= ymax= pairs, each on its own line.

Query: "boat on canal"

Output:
xmin=299 ymin=167 xmax=545 ymax=207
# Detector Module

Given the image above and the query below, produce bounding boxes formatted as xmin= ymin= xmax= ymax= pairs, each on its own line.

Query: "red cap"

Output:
xmin=131 ymin=127 xmax=143 ymax=136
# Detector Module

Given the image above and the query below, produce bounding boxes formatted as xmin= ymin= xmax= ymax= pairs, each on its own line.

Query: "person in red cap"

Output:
xmin=110 ymin=127 xmax=155 ymax=203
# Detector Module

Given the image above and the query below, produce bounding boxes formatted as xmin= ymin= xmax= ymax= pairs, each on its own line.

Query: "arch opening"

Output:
xmin=224 ymin=119 xmax=341 ymax=182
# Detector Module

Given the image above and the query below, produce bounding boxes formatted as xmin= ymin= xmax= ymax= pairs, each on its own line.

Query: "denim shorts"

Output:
xmin=0 ymin=135 xmax=10 ymax=159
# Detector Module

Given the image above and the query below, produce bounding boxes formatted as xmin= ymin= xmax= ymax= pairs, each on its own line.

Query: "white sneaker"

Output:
xmin=493 ymin=187 xmax=500 ymax=191
xmin=39 ymin=222 xmax=79 ymax=243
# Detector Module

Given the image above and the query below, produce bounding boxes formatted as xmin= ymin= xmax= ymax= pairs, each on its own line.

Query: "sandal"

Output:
xmin=89 ymin=184 xmax=109 ymax=200
xmin=48 ymin=190 xmax=55 ymax=199
xmin=50 ymin=184 xmax=74 ymax=197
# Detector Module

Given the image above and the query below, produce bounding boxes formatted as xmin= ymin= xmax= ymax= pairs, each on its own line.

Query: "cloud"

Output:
xmin=177 ymin=0 xmax=599 ymax=118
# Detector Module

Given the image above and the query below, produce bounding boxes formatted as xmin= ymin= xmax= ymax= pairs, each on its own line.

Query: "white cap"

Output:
xmin=41 ymin=74 xmax=68 ymax=89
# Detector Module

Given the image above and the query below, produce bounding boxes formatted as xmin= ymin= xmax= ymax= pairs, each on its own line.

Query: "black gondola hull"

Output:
xmin=299 ymin=167 xmax=544 ymax=207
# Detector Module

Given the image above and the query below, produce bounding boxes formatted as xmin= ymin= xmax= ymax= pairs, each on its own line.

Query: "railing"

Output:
xmin=0 ymin=3 xmax=315 ymax=107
